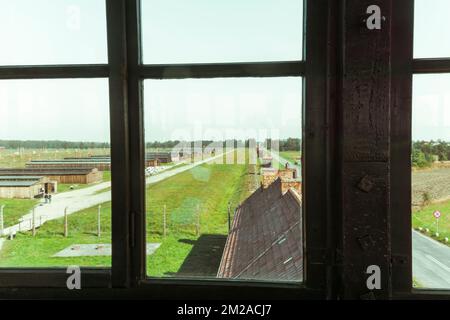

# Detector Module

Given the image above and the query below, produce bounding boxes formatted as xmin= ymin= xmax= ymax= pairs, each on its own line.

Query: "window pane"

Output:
xmin=412 ymin=74 xmax=450 ymax=289
xmin=414 ymin=0 xmax=450 ymax=58
xmin=141 ymin=0 xmax=303 ymax=64
xmin=0 ymin=0 xmax=107 ymax=65
xmin=144 ymin=77 xmax=303 ymax=282
xmin=0 ymin=79 xmax=111 ymax=268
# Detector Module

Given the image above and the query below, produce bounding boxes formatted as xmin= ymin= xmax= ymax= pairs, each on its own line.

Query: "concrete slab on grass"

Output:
xmin=53 ymin=243 xmax=161 ymax=257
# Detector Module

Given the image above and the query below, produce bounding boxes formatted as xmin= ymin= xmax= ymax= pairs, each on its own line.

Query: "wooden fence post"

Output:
xmin=163 ymin=205 xmax=167 ymax=237
xmin=196 ymin=204 xmax=200 ymax=236
xmin=97 ymin=205 xmax=101 ymax=237
xmin=64 ymin=207 xmax=68 ymax=237
xmin=227 ymin=202 xmax=231 ymax=234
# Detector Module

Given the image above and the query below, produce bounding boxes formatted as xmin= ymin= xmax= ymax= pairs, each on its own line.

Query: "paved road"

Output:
xmin=413 ymin=230 xmax=450 ymax=288
xmin=2 ymin=151 xmax=231 ymax=237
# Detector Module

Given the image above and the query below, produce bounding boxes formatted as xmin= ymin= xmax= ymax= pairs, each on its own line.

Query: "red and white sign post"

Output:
xmin=433 ymin=211 xmax=441 ymax=235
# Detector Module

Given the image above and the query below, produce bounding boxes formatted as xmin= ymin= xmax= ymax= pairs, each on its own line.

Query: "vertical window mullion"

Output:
xmin=390 ymin=0 xmax=414 ymax=294
xmin=125 ymin=0 xmax=147 ymax=285
xmin=106 ymin=0 xmax=132 ymax=288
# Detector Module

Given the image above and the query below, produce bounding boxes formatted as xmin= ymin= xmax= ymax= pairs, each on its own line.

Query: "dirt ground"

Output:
xmin=412 ymin=167 xmax=450 ymax=208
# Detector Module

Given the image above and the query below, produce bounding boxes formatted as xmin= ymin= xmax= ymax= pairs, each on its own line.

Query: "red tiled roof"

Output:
xmin=217 ymin=178 xmax=303 ymax=281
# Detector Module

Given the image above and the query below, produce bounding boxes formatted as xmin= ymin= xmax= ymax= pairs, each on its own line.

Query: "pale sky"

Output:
xmin=412 ymin=0 xmax=450 ymax=141
xmin=144 ymin=78 xmax=302 ymax=142
xmin=0 ymin=0 xmax=448 ymax=143
xmin=0 ymin=0 xmax=303 ymax=143
xmin=0 ymin=79 xmax=110 ymax=142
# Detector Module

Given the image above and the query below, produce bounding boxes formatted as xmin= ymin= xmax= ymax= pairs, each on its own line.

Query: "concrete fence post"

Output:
xmin=163 ymin=205 xmax=167 ymax=237
xmin=32 ymin=208 xmax=36 ymax=237
xmin=64 ymin=207 xmax=68 ymax=237
xmin=227 ymin=202 xmax=231 ymax=234
xmin=97 ymin=205 xmax=101 ymax=238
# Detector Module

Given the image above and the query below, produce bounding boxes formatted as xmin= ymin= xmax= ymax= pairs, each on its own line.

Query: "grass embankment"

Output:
xmin=413 ymin=200 xmax=450 ymax=245
xmin=0 ymin=199 xmax=38 ymax=228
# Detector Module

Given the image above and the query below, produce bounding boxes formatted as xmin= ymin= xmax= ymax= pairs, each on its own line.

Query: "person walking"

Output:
xmin=48 ymin=194 xmax=52 ymax=204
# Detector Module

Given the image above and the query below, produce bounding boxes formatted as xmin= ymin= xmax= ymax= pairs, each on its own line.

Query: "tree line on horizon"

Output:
xmin=0 ymin=140 xmax=110 ymax=149
xmin=412 ymin=140 xmax=450 ymax=168
xmin=146 ymin=138 xmax=302 ymax=151
xmin=0 ymin=138 xmax=302 ymax=152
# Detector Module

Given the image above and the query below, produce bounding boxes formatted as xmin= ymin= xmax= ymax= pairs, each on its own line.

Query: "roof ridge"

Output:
xmin=286 ymin=188 xmax=302 ymax=205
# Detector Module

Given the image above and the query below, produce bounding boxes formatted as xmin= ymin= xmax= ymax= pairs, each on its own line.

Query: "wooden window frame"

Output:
xmin=391 ymin=0 xmax=450 ymax=299
xmin=0 ymin=0 xmax=335 ymax=299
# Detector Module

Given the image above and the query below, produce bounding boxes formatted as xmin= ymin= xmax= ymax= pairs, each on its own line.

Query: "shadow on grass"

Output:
xmin=165 ymin=234 xmax=227 ymax=278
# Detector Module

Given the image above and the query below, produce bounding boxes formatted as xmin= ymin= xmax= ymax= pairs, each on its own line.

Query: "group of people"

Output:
xmin=39 ymin=187 xmax=52 ymax=204
xmin=44 ymin=193 xmax=52 ymax=204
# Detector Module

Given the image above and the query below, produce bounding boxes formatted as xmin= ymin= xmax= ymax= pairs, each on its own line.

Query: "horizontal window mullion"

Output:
xmin=0 ymin=268 xmax=110 ymax=288
xmin=394 ymin=289 xmax=450 ymax=300
xmin=139 ymin=61 xmax=305 ymax=79
xmin=0 ymin=65 xmax=109 ymax=80
xmin=137 ymin=279 xmax=319 ymax=299
xmin=413 ymin=59 xmax=450 ymax=74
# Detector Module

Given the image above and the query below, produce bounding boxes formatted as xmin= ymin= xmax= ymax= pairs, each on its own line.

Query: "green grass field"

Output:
xmin=0 ymin=199 xmax=38 ymax=228
xmin=413 ymin=200 xmax=450 ymax=244
xmin=270 ymin=158 xmax=284 ymax=170
xmin=0 ymin=202 xmax=112 ymax=267
xmin=103 ymin=171 xmax=111 ymax=182
xmin=146 ymin=161 xmax=250 ymax=276
xmin=280 ymin=151 xmax=301 ymax=164
xmin=58 ymin=171 xmax=111 ymax=193
xmin=57 ymin=183 xmax=91 ymax=193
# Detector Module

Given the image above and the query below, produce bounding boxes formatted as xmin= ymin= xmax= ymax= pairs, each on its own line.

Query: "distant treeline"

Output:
xmin=146 ymin=140 xmax=182 ymax=149
xmin=146 ymin=140 xmax=251 ymax=149
xmin=0 ymin=138 xmax=301 ymax=151
xmin=278 ymin=138 xmax=301 ymax=151
xmin=412 ymin=140 xmax=450 ymax=168
xmin=146 ymin=138 xmax=302 ymax=151
xmin=265 ymin=138 xmax=302 ymax=152
xmin=0 ymin=140 xmax=110 ymax=149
